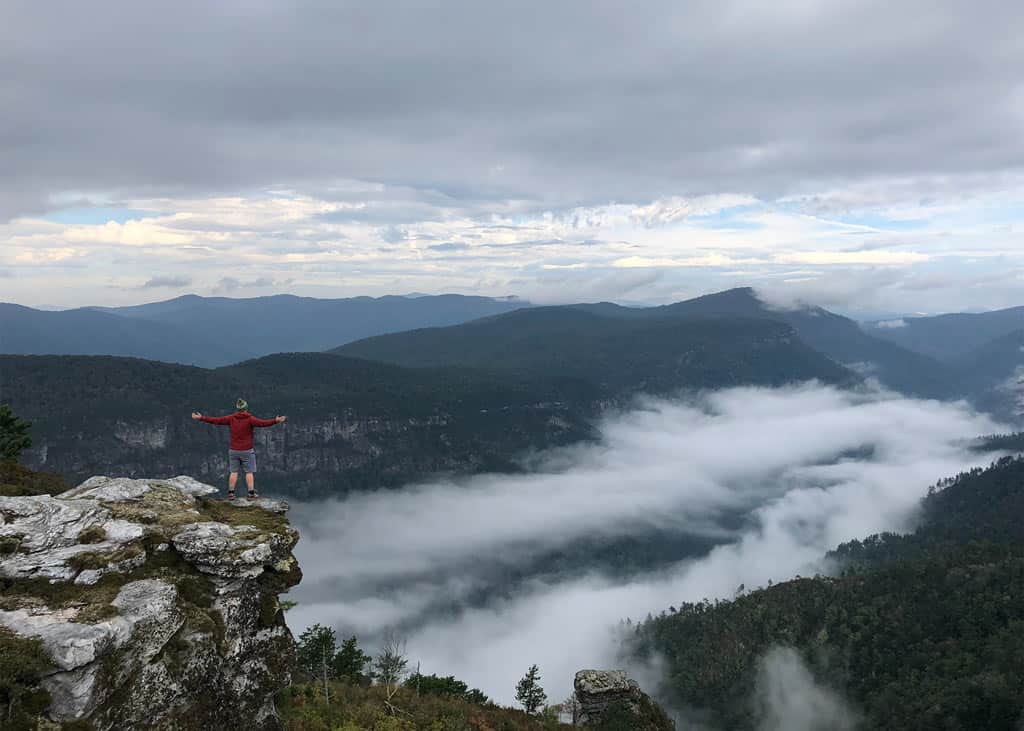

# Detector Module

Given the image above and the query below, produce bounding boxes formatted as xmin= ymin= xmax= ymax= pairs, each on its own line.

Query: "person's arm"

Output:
xmin=192 ymin=413 xmax=232 ymax=425
xmin=251 ymin=415 xmax=286 ymax=427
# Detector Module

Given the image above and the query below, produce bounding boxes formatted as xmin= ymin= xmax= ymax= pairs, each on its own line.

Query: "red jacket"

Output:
xmin=200 ymin=411 xmax=278 ymax=450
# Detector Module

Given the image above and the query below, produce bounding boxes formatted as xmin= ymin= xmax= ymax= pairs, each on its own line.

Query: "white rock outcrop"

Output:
xmin=0 ymin=475 xmax=301 ymax=730
xmin=574 ymin=669 xmax=675 ymax=729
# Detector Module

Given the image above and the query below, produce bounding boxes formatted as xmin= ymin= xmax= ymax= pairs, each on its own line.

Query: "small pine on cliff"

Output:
xmin=0 ymin=473 xmax=302 ymax=730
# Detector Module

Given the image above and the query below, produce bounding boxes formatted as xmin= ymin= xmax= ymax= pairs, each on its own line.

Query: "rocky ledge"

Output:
xmin=0 ymin=475 xmax=301 ymax=730
xmin=574 ymin=669 xmax=675 ymax=730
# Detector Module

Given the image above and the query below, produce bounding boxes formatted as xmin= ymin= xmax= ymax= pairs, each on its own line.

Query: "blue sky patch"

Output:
xmin=691 ymin=204 xmax=764 ymax=230
xmin=838 ymin=213 xmax=928 ymax=230
xmin=44 ymin=207 xmax=160 ymax=225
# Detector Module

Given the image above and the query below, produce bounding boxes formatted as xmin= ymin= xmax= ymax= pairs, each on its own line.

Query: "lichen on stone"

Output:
xmin=0 ymin=475 xmax=301 ymax=730
xmin=574 ymin=669 xmax=675 ymax=730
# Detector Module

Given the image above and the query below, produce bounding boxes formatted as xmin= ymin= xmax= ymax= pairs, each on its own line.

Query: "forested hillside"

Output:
xmin=2 ymin=310 xmax=849 ymax=498
xmin=628 ymin=455 xmax=1024 ymax=729
xmin=592 ymin=287 xmax=961 ymax=399
xmin=336 ymin=307 xmax=854 ymax=389
xmin=0 ymin=354 xmax=598 ymax=498
xmin=338 ymin=288 xmax=953 ymax=399
xmin=1 ymin=312 xmax=852 ymax=497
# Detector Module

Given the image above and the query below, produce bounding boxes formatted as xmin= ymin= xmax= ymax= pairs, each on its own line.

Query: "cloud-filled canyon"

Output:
xmin=288 ymin=384 xmax=1006 ymax=706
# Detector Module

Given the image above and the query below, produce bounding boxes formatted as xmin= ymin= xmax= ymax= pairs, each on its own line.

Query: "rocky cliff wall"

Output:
xmin=21 ymin=407 xmax=593 ymax=499
xmin=0 ymin=475 xmax=301 ymax=729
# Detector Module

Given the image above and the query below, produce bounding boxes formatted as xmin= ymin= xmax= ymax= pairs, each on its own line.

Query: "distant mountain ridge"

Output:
xmin=865 ymin=306 xmax=1024 ymax=363
xmin=0 ymin=303 xmax=236 ymax=365
xmin=862 ymin=305 xmax=1024 ymax=418
xmin=0 ymin=293 xmax=529 ymax=367
xmin=8 ymin=286 xmax=1024 ymax=410
xmin=335 ymin=304 xmax=855 ymax=392
xmin=337 ymin=287 xmax=956 ymax=399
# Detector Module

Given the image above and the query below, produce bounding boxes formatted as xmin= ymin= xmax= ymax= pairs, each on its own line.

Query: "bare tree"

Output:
xmin=560 ymin=693 xmax=582 ymax=725
xmin=373 ymin=632 xmax=409 ymax=712
xmin=320 ymin=637 xmax=331 ymax=711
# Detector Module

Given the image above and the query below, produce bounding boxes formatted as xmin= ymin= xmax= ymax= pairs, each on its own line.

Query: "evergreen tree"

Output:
xmin=515 ymin=664 xmax=547 ymax=715
xmin=331 ymin=635 xmax=371 ymax=684
xmin=296 ymin=624 xmax=337 ymax=678
xmin=402 ymin=672 xmax=488 ymax=703
xmin=404 ymin=672 xmax=468 ymax=697
xmin=464 ymin=687 xmax=490 ymax=705
xmin=0 ymin=406 xmax=31 ymax=462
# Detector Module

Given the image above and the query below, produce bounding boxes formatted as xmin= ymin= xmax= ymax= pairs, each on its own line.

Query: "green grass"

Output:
xmin=0 ymin=627 xmax=53 ymax=730
xmin=0 ymin=460 xmax=67 ymax=497
xmin=197 ymin=497 xmax=292 ymax=534
xmin=279 ymin=681 xmax=574 ymax=731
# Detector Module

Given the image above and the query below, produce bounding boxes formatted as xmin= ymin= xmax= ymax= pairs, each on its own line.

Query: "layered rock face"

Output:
xmin=21 ymin=408 xmax=592 ymax=500
xmin=574 ymin=669 xmax=675 ymax=730
xmin=0 ymin=475 xmax=301 ymax=730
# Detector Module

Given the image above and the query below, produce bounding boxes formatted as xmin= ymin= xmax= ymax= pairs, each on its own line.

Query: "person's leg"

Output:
xmin=228 ymin=451 xmax=243 ymax=498
xmin=244 ymin=450 xmax=258 ymax=498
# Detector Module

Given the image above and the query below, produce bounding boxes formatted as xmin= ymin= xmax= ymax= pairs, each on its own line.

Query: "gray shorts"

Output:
xmin=228 ymin=449 xmax=257 ymax=474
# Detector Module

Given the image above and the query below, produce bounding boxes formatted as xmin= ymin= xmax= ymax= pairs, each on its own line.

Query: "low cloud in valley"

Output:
xmin=288 ymin=384 xmax=1005 ymax=708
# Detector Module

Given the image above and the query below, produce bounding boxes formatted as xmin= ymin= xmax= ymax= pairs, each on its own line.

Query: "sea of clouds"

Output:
xmin=287 ymin=383 xmax=1005 ymax=717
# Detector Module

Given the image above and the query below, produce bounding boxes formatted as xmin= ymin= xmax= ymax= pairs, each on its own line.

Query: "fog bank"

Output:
xmin=288 ymin=384 xmax=1004 ymax=706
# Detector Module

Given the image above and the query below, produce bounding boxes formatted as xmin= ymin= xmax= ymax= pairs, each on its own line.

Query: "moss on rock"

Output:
xmin=103 ymin=485 xmax=204 ymax=530
xmin=78 ymin=526 xmax=107 ymax=544
xmin=67 ymin=545 xmax=145 ymax=573
xmin=0 ymin=534 xmax=23 ymax=555
xmin=0 ymin=574 xmax=126 ymax=619
xmin=198 ymin=497 xmax=291 ymax=534
xmin=0 ymin=626 xmax=53 ymax=729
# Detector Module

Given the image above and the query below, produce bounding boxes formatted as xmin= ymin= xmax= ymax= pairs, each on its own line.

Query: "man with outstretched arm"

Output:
xmin=192 ymin=398 xmax=286 ymax=500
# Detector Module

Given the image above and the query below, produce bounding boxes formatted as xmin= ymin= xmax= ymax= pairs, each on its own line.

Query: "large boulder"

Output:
xmin=0 ymin=475 xmax=302 ymax=730
xmin=574 ymin=669 xmax=675 ymax=730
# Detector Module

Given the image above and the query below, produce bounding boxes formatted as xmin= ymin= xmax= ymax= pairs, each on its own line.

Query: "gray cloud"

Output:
xmin=753 ymin=263 xmax=1024 ymax=317
xmin=214 ymin=276 xmax=276 ymax=293
xmin=139 ymin=275 xmax=191 ymax=289
xmin=287 ymin=385 xmax=1005 ymax=705
xmin=512 ymin=267 xmax=665 ymax=304
xmin=3 ymin=1 xmax=1023 ymax=220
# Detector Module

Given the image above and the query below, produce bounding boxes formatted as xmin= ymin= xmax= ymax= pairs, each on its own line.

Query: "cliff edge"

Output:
xmin=0 ymin=475 xmax=302 ymax=730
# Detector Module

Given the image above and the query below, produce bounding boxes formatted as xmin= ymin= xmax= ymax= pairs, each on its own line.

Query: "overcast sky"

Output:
xmin=3 ymin=1 xmax=1023 ymax=313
